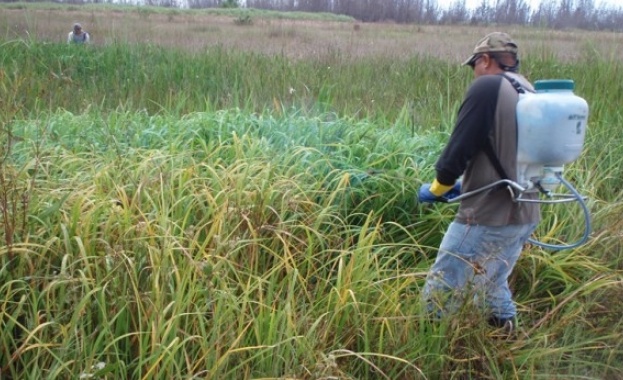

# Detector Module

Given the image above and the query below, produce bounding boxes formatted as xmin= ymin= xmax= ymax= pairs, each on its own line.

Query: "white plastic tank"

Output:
xmin=516 ymin=79 xmax=589 ymax=190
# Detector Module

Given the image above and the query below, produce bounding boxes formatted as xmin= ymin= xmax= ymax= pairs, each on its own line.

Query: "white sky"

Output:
xmin=436 ymin=0 xmax=622 ymax=10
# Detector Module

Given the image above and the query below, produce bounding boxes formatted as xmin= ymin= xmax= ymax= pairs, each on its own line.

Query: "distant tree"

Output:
xmin=423 ymin=0 xmax=441 ymax=23
xmin=471 ymin=0 xmax=495 ymax=24
xmin=530 ymin=1 xmax=557 ymax=28
xmin=556 ymin=0 xmax=575 ymax=28
xmin=493 ymin=0 xmax=530 ymax=24
xmin=572 ymin=0 xmax=595 ymax=29
xmin=441 ymin=0 xmax=469 ymax=24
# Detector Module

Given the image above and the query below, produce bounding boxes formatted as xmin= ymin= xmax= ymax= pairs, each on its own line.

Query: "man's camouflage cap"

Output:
xmin=462 ymin=32 xmax=518 ymax=66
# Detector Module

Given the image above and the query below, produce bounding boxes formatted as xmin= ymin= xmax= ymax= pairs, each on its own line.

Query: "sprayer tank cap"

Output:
xmin=534 ymin=79 xmax=575 ymax=91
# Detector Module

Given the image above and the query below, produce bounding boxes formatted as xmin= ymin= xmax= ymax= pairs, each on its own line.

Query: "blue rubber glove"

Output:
xmin=418 ymin=183 xmax=441 ymax=203
xmin=418 ymin=181 xmax=462 ymax=203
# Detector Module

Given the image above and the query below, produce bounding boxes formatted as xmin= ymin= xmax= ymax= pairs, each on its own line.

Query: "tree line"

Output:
xmin=243 ymin=0 xmax=623 ymax=31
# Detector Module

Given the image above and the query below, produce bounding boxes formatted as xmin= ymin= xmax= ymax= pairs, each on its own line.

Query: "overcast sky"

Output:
xmin=436 ymin=0 xmax=622 ymax=10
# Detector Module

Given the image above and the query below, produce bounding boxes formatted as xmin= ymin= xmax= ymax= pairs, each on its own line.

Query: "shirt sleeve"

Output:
xmin=434 ymin=75 xmax=502 ymax=185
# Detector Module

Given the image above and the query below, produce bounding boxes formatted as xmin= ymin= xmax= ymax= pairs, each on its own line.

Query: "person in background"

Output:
xmin=67 ymin=23 xmax=90 ymax=44
xmin=418 ymin=32 xmax=539 ymax=335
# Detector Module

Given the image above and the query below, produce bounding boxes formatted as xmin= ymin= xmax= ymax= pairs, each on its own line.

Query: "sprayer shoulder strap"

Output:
xmin=499 ymin=73 xmax=526 ymax=94
xmin=482 ymin=73 xmax=526 ymax=181
xmin=484 ymin=139 xmax=509 ymax=180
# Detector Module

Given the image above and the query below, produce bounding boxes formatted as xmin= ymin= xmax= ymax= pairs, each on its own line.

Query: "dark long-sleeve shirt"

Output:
xmin=435 ymin=73 xmax=540 ymax=226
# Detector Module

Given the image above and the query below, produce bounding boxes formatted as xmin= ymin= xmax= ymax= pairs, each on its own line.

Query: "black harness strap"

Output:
xmin=484 ymin=140 xmax=510 ymax=180
xmin=484 ymin=74 xmax=530 ymax=181
xmin=500 ymin=73 xmax=526 ymax=94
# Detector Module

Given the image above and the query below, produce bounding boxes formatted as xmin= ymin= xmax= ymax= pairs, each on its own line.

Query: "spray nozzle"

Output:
xmin=536 ymin=166 xmax=563 ymax=193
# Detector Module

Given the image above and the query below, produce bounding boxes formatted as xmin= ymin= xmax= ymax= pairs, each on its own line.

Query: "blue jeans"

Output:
xmin=423 ymin=221 xmax=537 ymax=320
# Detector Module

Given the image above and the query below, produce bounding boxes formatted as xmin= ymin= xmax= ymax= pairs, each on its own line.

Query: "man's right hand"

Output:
xmin=418 ymin=181 xmax=462 ymax=203
xmin=418 ymin=184 xmax=442 ymax=203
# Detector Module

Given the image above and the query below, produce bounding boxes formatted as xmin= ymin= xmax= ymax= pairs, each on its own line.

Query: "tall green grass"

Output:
xmin=0 ymin=39 xmax=469 ymax=126
xmin=1 ymin=38 xmax=623 ymax=379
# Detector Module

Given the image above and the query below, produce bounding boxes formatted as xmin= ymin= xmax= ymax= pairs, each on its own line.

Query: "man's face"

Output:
xmin=74 ymin=26 xmax=82 ymax=34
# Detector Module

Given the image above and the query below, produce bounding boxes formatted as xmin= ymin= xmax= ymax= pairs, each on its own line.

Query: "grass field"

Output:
xmin=1 ymin=3 xmax=623 ymax=379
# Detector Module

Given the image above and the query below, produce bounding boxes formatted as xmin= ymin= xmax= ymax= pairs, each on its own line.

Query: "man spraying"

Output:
xmin=419 ymin=32 xmax=539 ymax=334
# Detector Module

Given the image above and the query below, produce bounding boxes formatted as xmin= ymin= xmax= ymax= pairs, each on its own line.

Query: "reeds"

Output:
xmin=1 ymin=7 xmax=623 ymax=379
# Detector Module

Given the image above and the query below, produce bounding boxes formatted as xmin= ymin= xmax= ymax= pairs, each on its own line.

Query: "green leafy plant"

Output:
xmin=234 ymin=13 xmax=252 ymax=25
xmin=221 ymin=0 xmax=239 ymax=9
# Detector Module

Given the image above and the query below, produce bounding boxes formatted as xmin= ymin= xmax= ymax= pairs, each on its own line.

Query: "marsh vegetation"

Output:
xmin=1 ymin=4 xmax=622 ymax=379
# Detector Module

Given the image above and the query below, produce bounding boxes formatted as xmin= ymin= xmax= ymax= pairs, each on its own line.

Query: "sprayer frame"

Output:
xmin=441 ymin=173 xmax=591 ymax=250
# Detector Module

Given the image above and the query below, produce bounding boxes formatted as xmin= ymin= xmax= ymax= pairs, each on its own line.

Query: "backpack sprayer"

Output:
xmin=447 ymin=79 xmax=590 ymax=251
